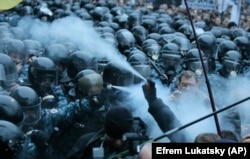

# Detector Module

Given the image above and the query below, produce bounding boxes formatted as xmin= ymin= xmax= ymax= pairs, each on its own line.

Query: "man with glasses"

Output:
xmin=169 ymin=70 xmax=209 ymax=104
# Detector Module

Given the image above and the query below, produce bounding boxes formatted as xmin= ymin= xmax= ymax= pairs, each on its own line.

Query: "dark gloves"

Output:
xmin=142 ymin=79 xmax=157 ymax=104
xmin=26 ymin=130 xmax=50 ymax=149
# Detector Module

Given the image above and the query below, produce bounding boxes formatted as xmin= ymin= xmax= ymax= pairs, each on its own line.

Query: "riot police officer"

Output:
xmin=43 ymin=43 xmax=69 ymax=83
xmin=115 ymin=29 xmax=136 ymax=57
xmin=217 ymin=50 xmax=243 ymax=78
xmin=184 ymin=48 xmax=208 ymax=81
xmin=0 ymin=95 xmax=24 ymax=125
xmin=160 ymin=42 xmax=184 ymax=87
xmin=3 ymin=38 xmax=26 ymax=75
xmin=27 ymin=57 xmax=67 ymax=109
xmin=102 ymin=62 xmax=135 ymax=109
xmin=0 ymin=120 xmax=28 ymax=159
xmin=127 ymin=51 xmax=151 ymax=84
xmin=0 ymin=53 xmax=19 ymax=94
xmin=53 ymin=69 xmax=111 ymax=156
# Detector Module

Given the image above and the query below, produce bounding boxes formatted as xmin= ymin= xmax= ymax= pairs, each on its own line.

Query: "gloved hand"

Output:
xmin=26 ymin=130 xmax=49 ymax=149
xmin=142 ymin=79 xmax=157 ymax=104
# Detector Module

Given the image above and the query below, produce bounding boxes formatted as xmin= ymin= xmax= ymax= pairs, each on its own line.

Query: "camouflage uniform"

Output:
xmin=17 ymin=63 xmax=29 ymax=85
xmin=49 ymin=98 xmax=112 ymax=156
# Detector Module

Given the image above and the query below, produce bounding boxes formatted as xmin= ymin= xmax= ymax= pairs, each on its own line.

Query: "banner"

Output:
xmin=185 ymin=0 xmax=216 ymax=10
xmin=0 ymin=0 xmax=23 ymax=11
xmin=217 ymin=0 xmax=234 ymax=13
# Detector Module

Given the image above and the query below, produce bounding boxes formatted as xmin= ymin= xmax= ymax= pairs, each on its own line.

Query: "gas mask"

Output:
xmin=186 ymin=60 xmax=208 ymax=79
xmin=146 ymin=45 xmax=161 ymax=61
xmin=39 ymin=76 xmax=57 ymax=109
xmin=80 ymin=89 xmax=107 ymax=112
xmin=221 ymin=60 xmax=241 ymax=78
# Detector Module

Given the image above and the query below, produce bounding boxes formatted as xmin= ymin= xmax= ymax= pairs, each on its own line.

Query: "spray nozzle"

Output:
xmin=103 ymin=83 xmax=112 ymax=90
xmin=144 ymin=79 xmax=155 ymax=89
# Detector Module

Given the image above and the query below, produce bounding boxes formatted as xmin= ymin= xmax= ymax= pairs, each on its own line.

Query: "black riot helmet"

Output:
xmin=116 ymin=14 xmax=129 ymax=29
xmin=141 ymin=19 xmax=156 ymax=34
xmin=10 ymin=27 xmax=26 ymax=40
xmin=217 ymin=40 xmax=238 ymax=63
xmin=0 ymin=38 xmax=11 ymax=53
xmin=0 ymin=26 xmax=13 ymax=39
xmin=61 ymin=42 xmax=79 ymax=54
xmin=21 ymin=5 xmax=34 ymax=16
xmin=158 ymin=23 xmax=170 ymax=31
xmin=91 ymin=6 xmax=106 ymax=21
xmin=23 ymin=39 xmax=44 ymax=58
xmin=197 ymin=33 xmax=217 ymax=58
xmin=157 ymin=34 xmax=176 ymax=47
xmin=10 ymin=86 xmax=41 ymax=125
xmin=158 ymin=26 xmax=174 ymax=35
xmin=174 ymin=19 xmax=189 ymax=31
xmin=100 ymin=32 xmax=118 ymax=47
xmin=75 ymin=69 xmax=103 ymax=98
xmin=128 ymin=52 xmax=151 ymax=84
xmin=131 ymin=26 xmax=147 ymax=47
xmin=44 ymin=43 xmax=69 ymax=71
xmin=103 ymin=12 xmax=113 ymax=23
xmin=103 ymin=62 xmax=134 ymax=87
xmin=171 ymin=36 xmax=191 ymax=56
xmin=67 ymin=51 xmax=98 ymax=79
xmin=146 ymin=33 xmax=161 ymax=41
xmin=0 ymin=53 xmax=18 ymax=88
xmin=110 ymin=6 xmax=125 ymax=16
xmin=84 ymin=3 xmax=95 ymax=12
xmin=4 ymin=38 xmax=26 ymax=64
xmin=210 ymin=27 xmax=223 ymax=38
xmin=178 ymin=24 xmax=193 ymax=40
xmin=142 ymin=39 xmax=161 ymax=61
xmin=230 ymin=28 xmax=248 ymax=40
xmin=109 ymin=22 xmax=120 ymax=32
xmin=0 ymin=95 xmax=24 ymax=125
xmin=115 ymin=29 xmax=136 ymax=55
xmin=185 ymin=48 xmax=208 ymax=78
xmin=127 ymin=12 xmax=141 ymax=30
xmin=160 ymin=43 xmax=183 ymax=71
xmin=220 ymin=50 xmax=242 ymax=78
xmin=0 ymin=120 xmax=27 ymax=159
xmin=28 ymin=57 xmax=58 ymax=91
xmin=96 ymin=21 xmax=110 ymax=27
xmin=234 ymin=36 xmax=250 ymax=60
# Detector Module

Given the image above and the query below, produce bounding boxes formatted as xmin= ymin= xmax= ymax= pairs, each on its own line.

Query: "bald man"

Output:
xmin=138 ymin=142 xmax=152 ymax=159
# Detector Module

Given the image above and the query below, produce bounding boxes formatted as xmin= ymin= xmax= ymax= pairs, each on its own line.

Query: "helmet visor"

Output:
xmin=0 ymin=64 xmax=6 ymax=81
xmin=161 ymin=54 xmax=182 ymax=68
xmin=22 ymin=99 xmax=41 ymax=125
xmin=223 ymin=60 xmax=241 ymax=73
xmin=35 ymin=69 xmax=58 ymax=85
xmin=146 ymin=45 xmax=160 ymax=60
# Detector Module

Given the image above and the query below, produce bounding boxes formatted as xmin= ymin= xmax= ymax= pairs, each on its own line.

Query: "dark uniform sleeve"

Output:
xmin=219 ymin=108 xmax=241 ymax=141
xmin=66 ymin=132 xmax=96 ymax=159
xmin=148 ymin=98 xmax=188 ymax=142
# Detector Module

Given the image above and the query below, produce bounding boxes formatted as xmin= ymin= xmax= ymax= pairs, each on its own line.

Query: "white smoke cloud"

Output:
xmin=17 ymin=15 xmax=145 ymax=80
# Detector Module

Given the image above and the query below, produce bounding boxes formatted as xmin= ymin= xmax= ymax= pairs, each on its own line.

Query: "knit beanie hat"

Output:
xmin=104 ymin=107 xmax=133 ymax=139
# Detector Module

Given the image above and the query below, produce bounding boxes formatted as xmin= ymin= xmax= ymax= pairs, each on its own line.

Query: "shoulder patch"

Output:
xmin=50 ymin=108 xmax=58 ymax=114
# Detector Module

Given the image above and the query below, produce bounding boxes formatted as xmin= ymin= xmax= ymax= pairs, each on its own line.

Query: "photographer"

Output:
xmin=67 ymin=106 xmax=149 ymax=159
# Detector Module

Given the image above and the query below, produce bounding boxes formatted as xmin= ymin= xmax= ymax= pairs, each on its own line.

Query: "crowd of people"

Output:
xmin=1 ymin=0 xmax=250 ymax=159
